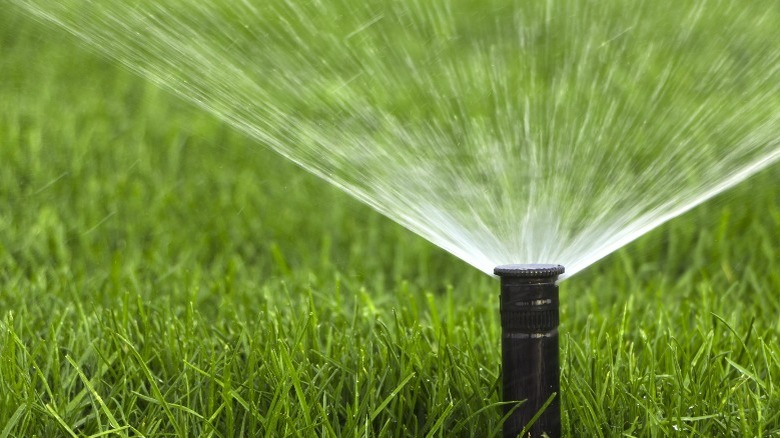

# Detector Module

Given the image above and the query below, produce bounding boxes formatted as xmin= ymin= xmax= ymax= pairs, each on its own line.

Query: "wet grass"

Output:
xmin=2 ymin=10 xmax=780 ymax=438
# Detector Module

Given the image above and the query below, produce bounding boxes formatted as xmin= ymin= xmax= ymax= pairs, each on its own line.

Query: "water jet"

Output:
xmin=495 ymin=264 xmax=564 ymax=438
xmin=10 ymin=0 xmax=780 ymax=281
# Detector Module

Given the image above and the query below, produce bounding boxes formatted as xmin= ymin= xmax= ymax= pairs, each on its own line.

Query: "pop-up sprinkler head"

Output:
xmin=494 ymin=264 xmax=564 ymax=438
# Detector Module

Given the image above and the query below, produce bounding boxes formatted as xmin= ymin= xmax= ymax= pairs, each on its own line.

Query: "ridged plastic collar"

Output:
xmin=493 ymin=264 xmax=565 ymax=278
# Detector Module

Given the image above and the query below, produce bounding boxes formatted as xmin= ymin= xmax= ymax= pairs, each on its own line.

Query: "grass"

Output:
xmin=2 ymin=7 xmax=780 ymax=438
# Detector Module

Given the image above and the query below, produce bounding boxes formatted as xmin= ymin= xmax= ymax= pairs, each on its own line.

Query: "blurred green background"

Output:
xmin=1 ymin=7 xmax=779 ymax=437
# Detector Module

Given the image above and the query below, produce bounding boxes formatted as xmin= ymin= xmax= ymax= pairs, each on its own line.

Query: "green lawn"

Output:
xmin=2 ymin=8 xmax=780 ymax=438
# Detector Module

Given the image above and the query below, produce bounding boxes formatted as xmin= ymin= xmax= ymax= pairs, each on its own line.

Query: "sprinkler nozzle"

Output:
xmin=495 ymin=264 xmax=564 ymax=438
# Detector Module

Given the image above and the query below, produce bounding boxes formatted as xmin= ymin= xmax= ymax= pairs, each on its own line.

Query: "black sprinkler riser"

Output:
xmin=495 ymin=264 xmax=564 ymax=438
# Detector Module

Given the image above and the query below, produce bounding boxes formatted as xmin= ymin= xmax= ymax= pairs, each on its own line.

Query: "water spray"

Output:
xmin=495 ymin=264 xmax=564 ymax=438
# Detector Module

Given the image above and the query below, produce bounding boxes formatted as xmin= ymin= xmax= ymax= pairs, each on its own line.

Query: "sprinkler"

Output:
xmin=494 ymin=264 xmax=564 ymax=438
